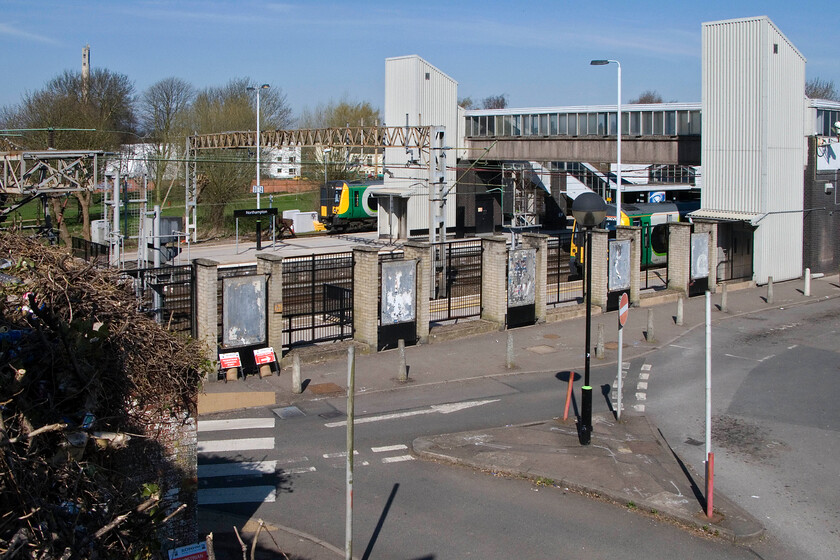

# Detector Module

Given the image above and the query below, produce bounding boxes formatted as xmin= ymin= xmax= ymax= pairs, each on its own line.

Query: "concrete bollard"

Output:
xmin=646 ymin=309 xmax=655 ymax=342
xmin=804 ymin=268 xmax=811 ymax=297
xmin=676 ymin=296 xmax=684 ymax=326
xmin=398 ymin=339 xmax=408 ymax=382
xmin=595 ymin=323 xmax=605 ymax=359
xmin=767 ymin=276 xmax=774 ymax=305
xmin=721 ymin=282 xmax=729 ymax=313
xmin=292 ymin=353 xmax=302 ymax=394
xmin=506 ymin=331 xmax=515 ymax=369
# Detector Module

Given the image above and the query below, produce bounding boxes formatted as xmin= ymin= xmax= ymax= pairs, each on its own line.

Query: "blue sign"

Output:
xmin=649 ymin=191 xmax=666 ymax=203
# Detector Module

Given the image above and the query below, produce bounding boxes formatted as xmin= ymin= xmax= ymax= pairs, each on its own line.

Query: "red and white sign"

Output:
xmin=253 ymin=347 xmax=276 ymax=365
xmin=218 ymin=352 xmax=241 ymax=369
xmin=618 ymin=292 xmax=629 ymax=329
xmin=168 ymin=542 xmax=208 ymax=560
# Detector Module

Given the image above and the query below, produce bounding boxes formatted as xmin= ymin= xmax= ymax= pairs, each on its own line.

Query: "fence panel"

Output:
xmin=430 ymin=240 xmax=482 ymax=325
xmin=71 ymin=237 xmax=109 ymax=267
xmin=121 ymin=264 xmax=194 ymax=334
xmin=547 ymin=233 xmax=582 ymax=305
xmin=282 ymin=252 xmax=354 ymax=350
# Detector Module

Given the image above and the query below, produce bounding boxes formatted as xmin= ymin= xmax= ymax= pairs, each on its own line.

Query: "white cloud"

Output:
xmin=0 ymin=22 xmax=60 ymax=45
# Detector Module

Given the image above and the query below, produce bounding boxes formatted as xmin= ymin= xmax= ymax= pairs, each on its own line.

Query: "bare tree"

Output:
xmin=140 ymin=77 xmax=194 ymax=205
xmin=806 ymin=77 xmax=839 ymax=101
xmin=189 ymin=78 xmax=292 ymax=232
xmin=458 ymin=97 xmax=476 ymax=109
xmin=482 ymin=94 xmax=508 ymax=109
xmin=629 ymin=90 xmax=664 ymax=104
xmin=2 ymin=68 xmax=136 ymax=244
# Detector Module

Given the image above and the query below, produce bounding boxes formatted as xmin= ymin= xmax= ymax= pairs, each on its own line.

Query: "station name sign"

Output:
xmin=233 ymin=208 xmax=278 ymax=218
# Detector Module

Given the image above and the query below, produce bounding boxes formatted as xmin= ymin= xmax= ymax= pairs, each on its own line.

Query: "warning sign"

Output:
xmin=618 ymin=292 xmax=629 ymax=329
xmin=218 ymin=352 xmax=241 ymax=369
xmin=168 ymin=542 xmax=208 ymax=560
xmin=253 ymin=347 xmax=276 ymax=365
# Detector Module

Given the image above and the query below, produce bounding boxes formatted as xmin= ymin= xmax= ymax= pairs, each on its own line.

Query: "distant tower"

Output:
xmin=82 ymin=44 xmax=90 ymax=103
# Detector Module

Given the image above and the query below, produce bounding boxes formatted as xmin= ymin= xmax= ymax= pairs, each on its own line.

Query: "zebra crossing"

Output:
xmin=197 ymin=417 xmax=414 ymax=506
xmin=611 ymin=361 xmax=651 ymax=415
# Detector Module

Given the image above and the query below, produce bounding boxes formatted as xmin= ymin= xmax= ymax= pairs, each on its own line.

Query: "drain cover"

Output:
xmin=308 ymin=382 xmax=344 ymax=395
xmin=273 ymin=406 xmax=305 ymax=420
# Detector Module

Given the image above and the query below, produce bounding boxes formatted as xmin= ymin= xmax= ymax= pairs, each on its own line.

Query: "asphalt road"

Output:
xmin=199 ymin=369 xmax=771 ymax=559
xmin=645 ymin=297 xmax=840 ymax=560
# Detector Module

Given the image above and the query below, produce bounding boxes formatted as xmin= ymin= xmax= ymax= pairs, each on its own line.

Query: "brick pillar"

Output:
xmin=192 ymin=258 xmax=218 ymax=371
xmin=667 ymin=222 xmax=692 ymax=295
xmin=257 ymin=253 xmax=284 ymax=356
xmin=403 ymin=241 xmax=430 ymax=343
xmin=481 ymin=236 xmax=508 ymax=327
xmin=691 ymin=221 xmax=718 ymax=292
xmin=616 ymin=226 xmax=641 ymax=305
xmin=589 ymin=229 xmax=609 ymax=311
xmin=353 ymin=245 xmax=380 ymax=350
xmin=521 ymin=232 xmax=548 ymax=323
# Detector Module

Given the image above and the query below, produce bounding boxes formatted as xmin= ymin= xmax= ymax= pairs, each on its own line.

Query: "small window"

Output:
xmin=289 ymin=156 xmax=295 ymax=163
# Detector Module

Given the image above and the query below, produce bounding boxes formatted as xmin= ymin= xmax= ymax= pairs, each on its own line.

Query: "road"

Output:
xmin=198 ymin=369 xmax=777 ymax=559
xmin=645 ymin=296 xmax=840 ymax=560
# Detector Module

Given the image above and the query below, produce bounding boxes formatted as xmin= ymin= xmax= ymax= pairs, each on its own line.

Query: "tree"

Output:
xmin=189 ymin=78 xmax=292 ymax=232
xmin=297 ymin=97 xmax=382 ymax=183
xmin=140 ymin=77 xmax=195 ymax=205
xmin=482 ymin=94 xmax=508 ymax=109
xmin=1 ymin=68 xmax=137 ymax=244
xmin=806 ymin=77 xmax=839 ymax=101
xmin=629 ymin=90 xmax=664 ymax=104
xmin=458 ymin=97 xmax=476 ymax=109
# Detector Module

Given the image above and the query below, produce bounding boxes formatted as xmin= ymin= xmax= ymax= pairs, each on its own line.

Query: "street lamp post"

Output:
xmin=571 ymin=192 xmax=607 ymax=445
xmin=590 ymin=60 xmax=621 ymax=225
xmin=247 ymin=84 xmax=270 ymax=209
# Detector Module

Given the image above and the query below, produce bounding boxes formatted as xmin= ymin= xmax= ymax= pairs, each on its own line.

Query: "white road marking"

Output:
xmin=382 ymin=455 xmax=415 ymax=463
xmin=198 ymin=418 xmax=275 ymax=432
xmin=725 ymin=353 xmax=757 ymax=362
xmin=286 ymin=466 xmax=317 ymax=475
xmin=641 ymin=364 xmax=652 ymax=371
xmin=633 ymin=404 xmax=646 ymax=412
xmin=621 ymin=361 xmax=630 ymax=369
xmin=324 ymin=399 xmax=500 ymax=428
xmin=635 ymin=393 xmax=647 ymax=401
xmin=198 ymin=461 xmax=276 ymax=478
xmin=276 ymin=456 xmax=309 ymax=465
xmin=637 ymin=382 xmax=648 ymax=390
xmin=669 ymin=344 xmax=690 ymax=349
xmin=199 ymin=486 xmax=276 ymax=505
xmin=198 ymin=437 xmax=274 ymax=453
xmin=372 ymin=444 xmax=408 ymax=453
xmin=323 ymin=451 xmax=359 ymax=459
xmin=639 ymin=373 xmax=650 ymax=380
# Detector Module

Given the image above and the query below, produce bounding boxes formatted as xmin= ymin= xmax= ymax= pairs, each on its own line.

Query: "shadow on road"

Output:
xmin=362 ymin=483 xmax=400 ymax=560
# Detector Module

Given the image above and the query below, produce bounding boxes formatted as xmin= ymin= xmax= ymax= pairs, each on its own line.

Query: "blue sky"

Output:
xmin=2 ymin=0 xmax=838 ymax=121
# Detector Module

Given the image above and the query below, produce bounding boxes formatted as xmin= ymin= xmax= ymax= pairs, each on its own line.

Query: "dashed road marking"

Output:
xmin=637 ymin=382 xmax=648 ymax=390
xmin=323 ymin=451 xmax=359 ymax=459
xmin=641 ymin=364 xmax=652 ymax=371
xmin=372 ymin=444 xmax=408 ymax=453
xmin=639 ymin=373 xmax=650 ymax=380
xmin=382 ymin=455 xmax=415 ymax=463
xmin=198 ymin=418 xmax=275 ymax=432
xmin=198 ymin=437 xmax=274 ymax=453
xmin=198 ymin=460 xmax=276 ymax=478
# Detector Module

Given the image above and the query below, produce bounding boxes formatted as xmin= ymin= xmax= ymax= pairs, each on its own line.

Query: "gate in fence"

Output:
xmin=121 ymin=264 xmax=194 ymax=334
xmin=640 ymin=224 xmax=669 ymax=290
xmin=282 ymin=252 xmax=354 ymax=350
xmin=547 ymin=232 xmax=582 ymax=305
xmin=430 ymin=240 xmax=482 ymax=325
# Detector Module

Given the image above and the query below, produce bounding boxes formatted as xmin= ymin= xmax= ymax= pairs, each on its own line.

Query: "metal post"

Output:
xmin=111 ymin=171 xmax=121 ymax=266
xmin=581 ymin=227 xmax=594 ymax=445
xmin=617 ymin=327 xmax=623 ymax=421
xmin=345 ymin=346 xmax=355 ymax=560
xmin=153 ymin=205 xmax=162 ymax=323
xmin=256 ymin=219 xmax=262 ymax=251
xmin=705 ymin=291 xmax=712 ymax=465
xmin=256 ymin=88 xmax=261 ymax=210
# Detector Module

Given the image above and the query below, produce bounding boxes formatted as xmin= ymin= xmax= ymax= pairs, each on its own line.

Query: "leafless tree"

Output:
xmin=806 ymin=77 xmax=839 ymax=101
xmin=629 ymin=90 xmax=664 ymax=104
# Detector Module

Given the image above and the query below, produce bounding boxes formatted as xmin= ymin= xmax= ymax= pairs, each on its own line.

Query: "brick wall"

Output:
xmin=192 ymin=259 xmax=219 ymax=370
xmin=353 ymin=246 xmax=380 ymax=349
xmin=257 ymin=253 xmax=284 ymax=356
xmin=481 ymin=236 xmax=508 ymax=326
xmin=667 ymin=222 xmax=692 ymax=294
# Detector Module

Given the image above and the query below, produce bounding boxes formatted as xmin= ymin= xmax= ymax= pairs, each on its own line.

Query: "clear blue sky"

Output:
xmin=2 ymin=0 xmax=838 ymax=122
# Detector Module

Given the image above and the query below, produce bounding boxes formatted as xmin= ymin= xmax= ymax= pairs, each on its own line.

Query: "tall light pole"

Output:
xmin=247 ymin=84 xmax=270 ymax=209
xmin=590 ymin=59 xmax=621 ymax=225
xmin=323 ymin=147 xmax=332 ymax=187
xmin=571 ymin=192 xmax=607 ymax=445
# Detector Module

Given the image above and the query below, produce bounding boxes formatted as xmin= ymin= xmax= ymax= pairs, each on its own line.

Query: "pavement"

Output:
xmin=198 ymin=271 xmax=840 ymax=558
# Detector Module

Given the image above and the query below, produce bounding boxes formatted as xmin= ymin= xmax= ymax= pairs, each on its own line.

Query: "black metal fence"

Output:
xmin=547 ymin=232 xmax=582 ymax=305
xmin=71 ymin=237 xmax=108 ymax=266
xmin=121 ymin=264 xmax=194 ymax=334
xmin=282 ymin=252 xmax=354 ymax=350
xmin=430 ymin=240 xmax=482 ymax=325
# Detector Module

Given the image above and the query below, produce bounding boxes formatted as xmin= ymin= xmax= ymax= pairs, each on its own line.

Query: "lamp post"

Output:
xmin=247 ymin=84 xmax=270 ymax=209
xmin=590 ymin=59 xmax=621 ymax=225
xmin=571 ymin=192 xmax=607 ymax=445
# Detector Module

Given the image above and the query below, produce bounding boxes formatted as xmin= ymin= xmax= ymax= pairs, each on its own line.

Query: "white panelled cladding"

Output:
xmin=383 ymin=55 xmax=459 ymax=237
xmin=701 ymin=16 xmax=806 ymax=283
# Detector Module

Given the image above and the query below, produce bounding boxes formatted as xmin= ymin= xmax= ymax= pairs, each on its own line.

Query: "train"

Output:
xmin=569 ymin=201 xmax=699 ymax=276
xmin=318 ymin=180 xmax=380 ymax=232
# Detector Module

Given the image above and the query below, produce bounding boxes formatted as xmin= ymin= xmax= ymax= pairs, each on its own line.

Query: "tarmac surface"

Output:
xmin=198 ymin=271 xmax=840 ymax=558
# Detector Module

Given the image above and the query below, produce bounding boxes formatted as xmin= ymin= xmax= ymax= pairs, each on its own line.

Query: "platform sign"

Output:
xmin=253 ymin=347 xmax=276 ymax=365
xmin=252 ymin=184 xmax=264 ymax=194
xmin=168 ymin=542 xmax=208 ymax=560
xmin=618 ymin=292 xmax=629 ymax=329
xmin=218 ymin=352 xmax=241 ymax=369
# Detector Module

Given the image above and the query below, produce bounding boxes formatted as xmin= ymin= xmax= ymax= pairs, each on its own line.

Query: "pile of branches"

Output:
xmin=0 ymin=233 xmax=211 ymax=559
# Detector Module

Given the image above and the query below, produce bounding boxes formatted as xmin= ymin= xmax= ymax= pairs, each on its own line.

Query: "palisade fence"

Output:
xmin=282 ymin=252 xmax=355 ymax=350
xmin=71 ymin=237 xmax=109 ymax=266
xmin=547 ymin=232 xmax=582 ymax=305
xmin=430 ymin=240 xmax=482 ymax=325
xmin=121 ymin=264 xmax=194 ymax=334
